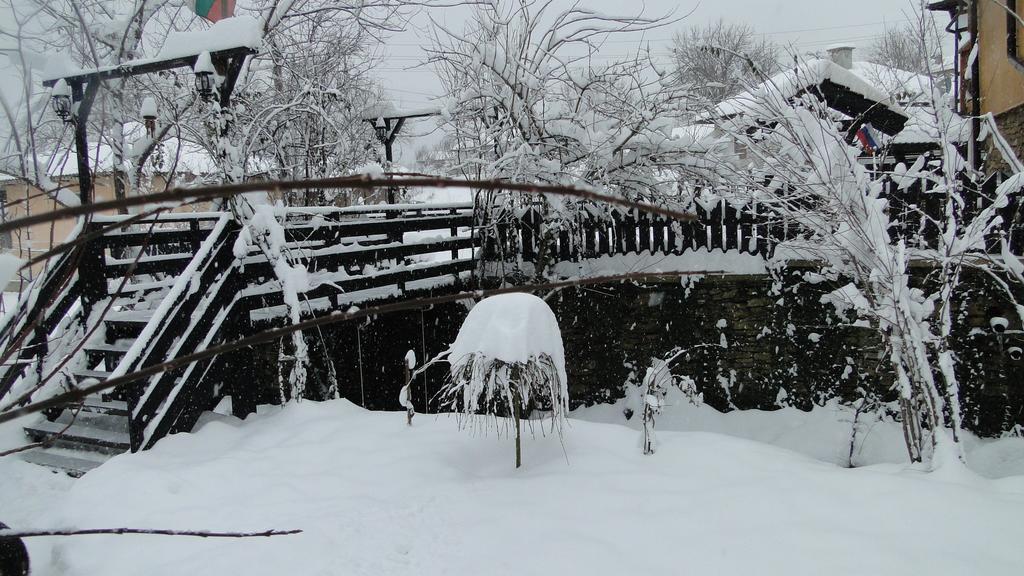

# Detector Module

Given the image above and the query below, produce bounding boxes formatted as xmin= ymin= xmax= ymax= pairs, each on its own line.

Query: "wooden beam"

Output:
xmin=41 ymin=47 xmax=257 ymax=88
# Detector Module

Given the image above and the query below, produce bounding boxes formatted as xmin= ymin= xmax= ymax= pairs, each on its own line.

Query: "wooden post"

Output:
xmin=512 ymin=388 xmax=522 ymax=469
xmin=403 ymin=360 xmax=414 ymax=426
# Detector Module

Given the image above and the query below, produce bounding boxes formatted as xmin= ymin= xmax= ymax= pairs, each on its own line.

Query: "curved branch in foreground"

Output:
xmin=0 ymin=271 xmax=721 ymax=426
xmin=1 ymin=528 xmax=301 ymax=538
xmin=0 ymin=175 xmax=696 ymax=236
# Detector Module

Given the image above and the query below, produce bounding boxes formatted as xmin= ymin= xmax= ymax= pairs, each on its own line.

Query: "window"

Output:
xmin=1009 ymin=0 xmax=1024 ymax=67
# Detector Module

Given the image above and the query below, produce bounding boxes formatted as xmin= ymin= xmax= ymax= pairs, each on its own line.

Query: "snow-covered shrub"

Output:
xmin=439 ymin=293 xmax=568 ymax=468
xmin=399 ymin=350 xmax=417 ymax=426
xmin=685 ymin=51 xmax=1024 ymax=465
xmin=638 ymin=356 xmax=703 ymax=455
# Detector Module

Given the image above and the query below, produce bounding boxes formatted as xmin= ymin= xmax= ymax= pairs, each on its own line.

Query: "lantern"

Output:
xmin=193 ymin=51 xmax=215 ymax=100
xmin=51 ymin=79 xmax=72 ymax=122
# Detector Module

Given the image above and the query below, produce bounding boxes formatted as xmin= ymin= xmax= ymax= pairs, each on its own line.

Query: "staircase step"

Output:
xmin=105 ymin=310 xmax=153 ymax=340
xmin=73 ymin=369 xmax=112 ymax=384
xmin=24 ymin=419 xmax=130 ymax=453
xmin=84 ymin=341 xmax=134 ymax=368
xmin=19 ymin=448 xmax=110 ymax=477
xmin=79 ymin=395 xmax=129 ymax=416
xmin=105 ymin=252 xmax=194 ymax=276
xmin=55 ymin=408 xmax=129 ymax=432
xmin=84 ymin=342 xmax=134 ymax=353
xmin=106 ymin=310 xmax=156 ymax=322
xmin=108 ymin=276 xmax=176 ymax=296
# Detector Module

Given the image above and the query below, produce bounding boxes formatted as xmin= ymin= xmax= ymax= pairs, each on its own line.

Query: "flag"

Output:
xmin=194 ymin=0 xmax=235 ymax=23
xmin=855 ymin=124 xmax=879 ymax=155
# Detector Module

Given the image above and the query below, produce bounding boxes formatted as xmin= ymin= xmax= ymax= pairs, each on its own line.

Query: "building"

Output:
xmin=929 ymin=0 xmax=1024 ymax=172
xmin=0 ymin=138 xmax=218 ymax=286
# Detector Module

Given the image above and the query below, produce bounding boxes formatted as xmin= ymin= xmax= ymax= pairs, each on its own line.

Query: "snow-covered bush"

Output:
xmin=439 ymin=293 xmax=568 ymax=468
xmin=637 ymin=355 xmax=703 ymax=455
xmin=687 ymin=53 xmax=1023 ymax=466
xmin=399 ymin=350 xmax=417 ymax=426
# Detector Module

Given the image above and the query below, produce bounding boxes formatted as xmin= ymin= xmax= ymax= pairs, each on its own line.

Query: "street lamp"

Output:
xmin=51 ymin=79 xmax=72 ymax=122
xmin=193 ymin=51 xmax=215 ymax=100
xmin=141 ymin=96 xmax=157 ymax=137
xmin=374 ymin=116 xmax=388 ymax=143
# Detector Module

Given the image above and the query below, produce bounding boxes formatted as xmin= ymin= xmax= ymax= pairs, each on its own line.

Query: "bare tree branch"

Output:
xmin=1 ymin=528 xmax=302 ymax=538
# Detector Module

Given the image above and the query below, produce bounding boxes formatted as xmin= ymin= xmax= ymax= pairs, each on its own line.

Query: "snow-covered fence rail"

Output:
xmin=883 ymin=174 xmax=1024 ymax=254
xmin=485 ymin=199 xmax=789 ymax=264
xmin=486 ymin=179 xmax=1024 ymax=266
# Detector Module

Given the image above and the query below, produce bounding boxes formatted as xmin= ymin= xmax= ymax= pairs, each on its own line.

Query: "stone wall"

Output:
xmin=986 ymin=104 xmax=1024 ymax=173
xmin=238 ymin=269 xmax=1024 ymax=437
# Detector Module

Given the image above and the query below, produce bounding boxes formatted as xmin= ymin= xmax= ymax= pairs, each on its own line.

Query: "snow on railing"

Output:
xmin=116 ymin=215 xmax=231 ymax=418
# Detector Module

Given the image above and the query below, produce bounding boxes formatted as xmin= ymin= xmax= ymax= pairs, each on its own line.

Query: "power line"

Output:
xmin=376 ymin=17 xmax=913 ymax=49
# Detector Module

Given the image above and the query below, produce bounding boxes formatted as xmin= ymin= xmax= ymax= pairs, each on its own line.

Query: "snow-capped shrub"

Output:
xmin=439 ymin=293 xmax=568 ymax=468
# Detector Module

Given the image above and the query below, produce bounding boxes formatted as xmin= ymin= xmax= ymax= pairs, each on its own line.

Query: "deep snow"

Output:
xmin=1 ymin=399 xmax=1023 ymax=576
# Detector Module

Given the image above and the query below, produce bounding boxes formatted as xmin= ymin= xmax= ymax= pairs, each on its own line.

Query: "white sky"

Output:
xmin=373 ymin=0 xmax=937 ymax=163
xmin=0 ymin=0 xmax=941 ymax=169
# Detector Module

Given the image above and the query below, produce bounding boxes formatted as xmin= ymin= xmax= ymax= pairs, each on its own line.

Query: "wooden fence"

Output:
xmin=483 ymin=178 xmax=1024 ymax=264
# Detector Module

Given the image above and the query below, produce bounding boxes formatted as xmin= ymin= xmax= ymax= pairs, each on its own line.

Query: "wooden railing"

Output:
xmin=124 ymin=216 xmax=243 ymax=451
xmin=484 ymin=179 xmax=1024 ymax=264
xmin=125 ymin=204 xmax=477 ymax=449
xmin=0 ymin=229 xmax=85 ymax=400
xmin=484 ymin=199 xmax=790 ymax=263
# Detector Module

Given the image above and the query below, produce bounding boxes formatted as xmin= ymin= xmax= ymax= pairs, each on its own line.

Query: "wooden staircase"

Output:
xmin=2 ymin=204 xmax=478 ymax=476
xmin=19 ymin=284 xmax=159 ymax=475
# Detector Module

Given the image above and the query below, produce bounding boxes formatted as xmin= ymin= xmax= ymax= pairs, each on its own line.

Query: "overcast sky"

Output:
xmin=375 ymin=0 xmax=937 ymax=162
xmin=0 ymin=0 xmax=941 ymax=168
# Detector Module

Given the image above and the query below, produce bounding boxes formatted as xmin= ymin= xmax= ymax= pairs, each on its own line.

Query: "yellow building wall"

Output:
xmin=0 ymin=175 xmax=212 ymax=285
xmin=1 ymin=177 xmax=119 ymax=284
xmin=978 ymin=0 xmax=1024 ymax=115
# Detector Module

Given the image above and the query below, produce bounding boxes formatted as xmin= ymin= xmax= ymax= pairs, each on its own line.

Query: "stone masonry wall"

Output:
xmin=986 ymin=104 xmax=1024 ymax=173
xmin=240 ymin=269 xmax=1024 ymax=437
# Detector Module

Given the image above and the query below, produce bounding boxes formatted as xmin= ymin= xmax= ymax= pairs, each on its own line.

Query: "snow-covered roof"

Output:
xmin=891 ymin=103 xmax=970 ymax=145
xmin=849 ymin=62 xmax=968 ymax=146
xmin=2 ymin=136 xmax=219 ymax=182
xmin=849 ymin=61 xmax=934 ymax=103
xmin=709 ymin=58 xmax=910 ymax=136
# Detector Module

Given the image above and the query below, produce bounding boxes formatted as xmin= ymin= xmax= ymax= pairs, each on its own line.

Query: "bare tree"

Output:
xmin=670 ymin=19 xmax=780 ymax=104
xmin=867 ymin=22 xmax=944 ymax=77
xmin=429 ymin=0 xmax=685 ymax=276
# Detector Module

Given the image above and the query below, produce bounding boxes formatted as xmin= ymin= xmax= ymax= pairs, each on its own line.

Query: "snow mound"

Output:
xmin=448 ymin=293 xmax=566 ymax=385
xmin=0 ymin=253 xmax=25 ymax=288
xmin=2 ymin=400 xmax=1022 ymax=576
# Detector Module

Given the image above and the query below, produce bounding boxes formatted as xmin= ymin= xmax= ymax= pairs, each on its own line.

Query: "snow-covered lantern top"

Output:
xmin=193 ymin=51 xmax=216 ymax=100
xmin=51 ymin=79 xmax=72 ymax=122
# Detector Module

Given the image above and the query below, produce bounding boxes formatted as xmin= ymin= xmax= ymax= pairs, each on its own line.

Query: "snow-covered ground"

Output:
xmin=2 ymin=399 xmax=1023 ymax=576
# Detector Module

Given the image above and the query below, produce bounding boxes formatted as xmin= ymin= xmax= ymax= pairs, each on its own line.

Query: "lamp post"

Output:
xmin=363 ymin=109 xmax=441 ymax=204
xmin=43 ymin=46 xmax=255 ymax=206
